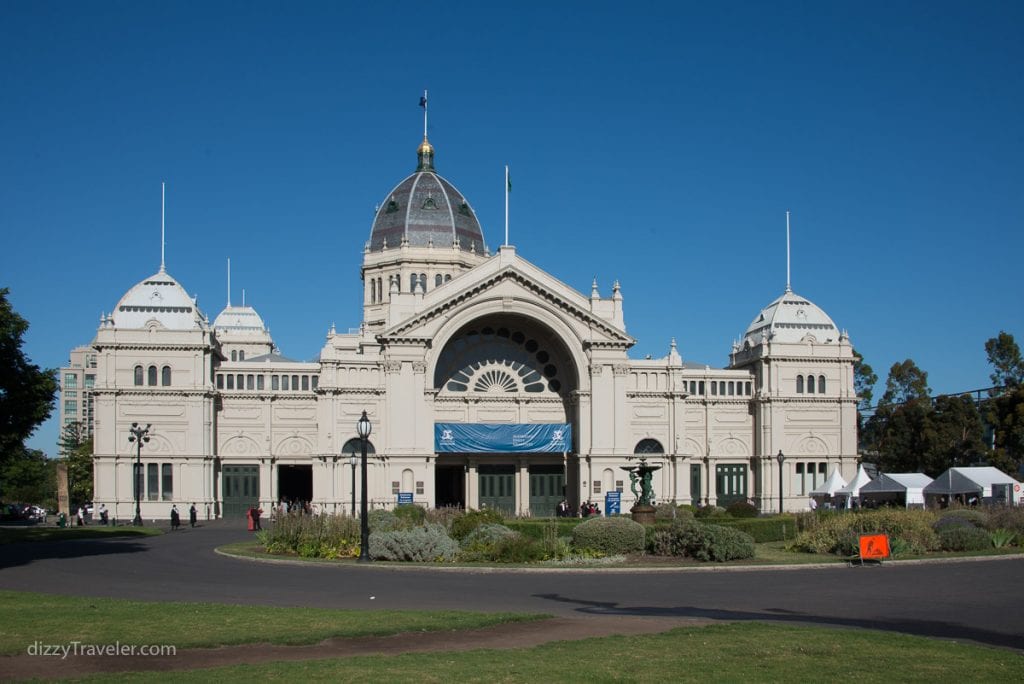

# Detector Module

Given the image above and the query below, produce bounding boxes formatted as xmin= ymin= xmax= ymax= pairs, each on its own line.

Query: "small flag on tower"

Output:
xmin=419 ymin=95 xmax=427 ymax=108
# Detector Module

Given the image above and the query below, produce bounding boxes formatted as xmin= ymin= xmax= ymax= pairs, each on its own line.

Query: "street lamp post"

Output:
xmin=356 ymin=410 xmax=372 ymax=562
xmin=128 ymin=423 xmax=151 ymax=526
xmin=776 ymin=450 xmax=785 ymax=515
xmin=348 ymin=454 xmax=358 ymax=518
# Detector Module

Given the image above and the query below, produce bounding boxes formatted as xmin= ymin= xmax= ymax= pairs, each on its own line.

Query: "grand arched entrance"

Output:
xmin=432 ymin=314 xmax=580 ymax=515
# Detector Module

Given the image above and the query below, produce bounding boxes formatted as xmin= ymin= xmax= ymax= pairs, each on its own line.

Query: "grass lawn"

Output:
xmin=0 ymin=526 xmax=162 ymax=545
xmin=0 ymin=591 xmax=546 ymax=656
xmin=93 ymin=622 xmax=1024 ymax=682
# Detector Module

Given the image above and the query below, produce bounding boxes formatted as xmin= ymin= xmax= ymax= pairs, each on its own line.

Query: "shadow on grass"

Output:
xmin=532 ymin=592 xmax=1024 ymax=651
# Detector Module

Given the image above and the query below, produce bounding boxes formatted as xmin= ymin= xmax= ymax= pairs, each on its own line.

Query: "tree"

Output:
xmin=985 ymin=331 xmax=1024 ymax=393
xmin=985 ymin=386 xmax=1024 ymax=476
xmin=864 ymin=359 xmax=933 ymax=472
xmin=921 ymin=395 xmax=987 ymax=475
xmin=59 ymin=421 xmax=94 ymax=505
xmin=0 ymin=446 xmax=56 ymax=508
xmin=0 ymin=287 xmax=58 ymax=468
xmin=879 ymin=359 xmax=930 ymax=407
xmin=853 ymin=348 xmax=878 ymax=411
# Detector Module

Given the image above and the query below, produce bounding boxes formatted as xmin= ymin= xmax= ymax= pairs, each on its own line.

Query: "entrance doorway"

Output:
xmin=222 ymin=465 xmax=259 ymax=520
xmin=478 ymin=464 xmax=515 ymax=514
xmin=435 ymin=465 xmax=465 ymax=509
xmin=529 ymin=465 xmax=565 ymax=517
xmin=278 ymin=464 xmax=312 ymax=504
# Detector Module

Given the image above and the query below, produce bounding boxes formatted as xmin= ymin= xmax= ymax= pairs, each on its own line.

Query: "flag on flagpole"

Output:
xmin=419 ymin=95 xmax=427 ymax=108
xmin=507 ymin=169 xmax=511 ymax=192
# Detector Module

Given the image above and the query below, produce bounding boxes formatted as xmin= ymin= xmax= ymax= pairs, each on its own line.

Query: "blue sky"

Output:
xmin=2 ymin=1 xmax=1022 ymax=456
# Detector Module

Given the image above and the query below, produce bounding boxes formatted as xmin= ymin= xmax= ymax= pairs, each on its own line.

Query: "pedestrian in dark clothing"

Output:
xmin=170 ymin=505 xmax=180 ymax=531
xmin=253 ymin=505 xmax=263 ymax=531
xmin=189 ymin=504 xmax=197 ymax=528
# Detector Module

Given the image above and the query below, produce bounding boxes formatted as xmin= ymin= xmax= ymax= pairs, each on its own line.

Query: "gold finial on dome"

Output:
xmin=416 ymin=135 xmax=435 ymax=171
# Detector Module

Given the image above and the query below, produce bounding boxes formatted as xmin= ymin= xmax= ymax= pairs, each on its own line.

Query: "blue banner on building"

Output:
xmin=435 ymin=423 xmax=572 ymax=453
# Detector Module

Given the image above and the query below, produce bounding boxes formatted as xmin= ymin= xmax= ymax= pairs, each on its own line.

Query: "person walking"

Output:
xmin=252 ymin=504 xmax=263 ymax=531
xmin=98 ymin=503 xmax=109 ymax=525
xmin=170 ymin=504 xmax=180 ymax=531
xmin=189 ymin=503 xmax=197 ymax=528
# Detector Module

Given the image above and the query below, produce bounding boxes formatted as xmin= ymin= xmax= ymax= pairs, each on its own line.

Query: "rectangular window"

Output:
xmin=796 ymin=463 xmax=806 ymax=495
xmin=715 ymin=464 xmax=747 ymax=506
xmin=147 ymin=463 xmax=159 ymax=501
xmin=301 ymin=375 xmax=309 ymax=391
xmin=64 ymin=373 xmax=78 ymax=388
xmin=65 ymin=400 xmax=77 ymax=413
xmin=311 ymin=376 xmax=319 ymax=390
xmin=216 ymin=374 xmax=224 ymax=389
xmin=235 ymin=374 xmax=243 ymax=389
xmin=247 ymin=374 xmax=254 ymax=390
xmin=226 ymin=374 xmax=235 ymax=390
xmin=272 ymin=375 xmax=280 ymax=390
xmin=281 ymin=375 xmax=290 ymax=390
xmin=728 ymin=381 xmax=735 ymax=396
xmin=84 ymin=374 xmax=95 ymax=388
xmin=257 ymin=375 xmax=265 ymax=390
xmin=66 ymin=391 xmax=78 ymax=398
xmin=615 ymin=480 xmax=624 ymax=492
xmin=698 ymin=381 xmax=705 ymax=395
xmin=87 ymin=354 xmax=97 ymax=368
xmin=745 ymin=381 xmax=752 ymax=395
xmin=592 ymin=480 xmax=602 ymax=494
xmin=292 ymin=375 xmax=299 ymax=390
xmin=690 ymin=464 xmax=702 ymax=504
xmin=162 ymin=463 xmax=173 ymax=501
xmin=392 ymin=481 xmax=400 ymax=495
xmin=415 ymin=481 xmax=424 ymax=495
xmin=710 ymin=382 xmax=718 ymax=396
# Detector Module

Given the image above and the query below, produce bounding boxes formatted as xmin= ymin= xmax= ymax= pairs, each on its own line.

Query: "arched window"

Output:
xmin=410 ymin=274 xmax=417 ymax=292
xmin=377 ymin=278 xmax=383 ymax=300
xmin=435 ymin=273 xmax=443 ymax=287
xmin=634 ymin=438 xmax=664 ymax=455
xmin=807 ymin=375 xmax=816 ymax=393
xmin=728 ymin=381 xmax=735 ymax=396
xmin=147 ymin=365 xmax=158 ymax=386
xmin=226 ymin=374 xmax=234 ymax=390
xmin=341 ymin=437 xmax=376 ymax=458
xmin=239 ymin=350 xmax=245 ymax=361
xmin=818 ymin=375 xmax=826 ymax=393
xmin=420 ymin=273 xmax=427 ymax=292
xmin=161 ymin=366 xmax=171 ymax=386
xmin=368 ymin=280 xmax=375 ymax=303
xmin=247 ymin=374 xmax=254 ymax=390
xmin=231 ymin=350 xmax=237 ymax=362
xmin=796 ymin=375 xmax=804 ymax=393
xmin=134 ymin=365 xmax=144 ymax=386
xmin=444 ymin=274 xmax=451 ymax=282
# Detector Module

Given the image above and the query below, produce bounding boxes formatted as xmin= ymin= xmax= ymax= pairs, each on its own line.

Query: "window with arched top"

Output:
xmin=435 ymin=273 xmax=443 ymax=287
xmin=796 ymin=375 xmax=804 ymax=393
xmin=231 ymin=350 xmax=237 ymax=362
xmin=420 ymin=273 xmax=427 ymax=292
xmin=634 ymin=438 xmax=665 ymax=455
xmin=818 ymin=375 xmax=826 ymax=393
xmin=147 ymin=365 xmax=158 ymax=386
xmin=161 ymin=366 xmax=171 ymax=386
xmin=410 ymin=274 xmax=417 ymax=291
xmin=239 ymin=350 xmax=245 ymax=361
xmin=807 ymin=375 xmax=816 ymax=393
xmin=341 ymin=437 xmax=377 ymax=457
xmin=444 ymin=274 xmax=451 ymax=282
xmin=134 ymin=365 xmax=144 ymax=386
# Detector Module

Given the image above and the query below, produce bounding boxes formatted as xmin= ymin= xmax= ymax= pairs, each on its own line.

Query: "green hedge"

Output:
xmin=714 ymin=516 xmax=798 ymax=542
xmin=505 ymin=519 xmax=583 ymax=540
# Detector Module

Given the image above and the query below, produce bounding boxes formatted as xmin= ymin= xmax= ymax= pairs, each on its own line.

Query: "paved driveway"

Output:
xmin=2 ymin=521 xmax=1022 ymax=650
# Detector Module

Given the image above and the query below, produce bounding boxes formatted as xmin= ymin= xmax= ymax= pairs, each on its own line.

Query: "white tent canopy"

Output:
xmin=860 ymin=473 xmax=933 ymax=507
xmin=835 ymin=465 xmax=873 ymax=505
xmin=924 ymin=467 xmax=1020 ymax=503
xmin=810 ymin=468 xmax=848 ymax=497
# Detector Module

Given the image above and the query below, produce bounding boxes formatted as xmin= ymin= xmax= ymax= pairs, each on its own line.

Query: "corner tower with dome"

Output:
xmin=73 ymin=123 xmax=859 ymax=522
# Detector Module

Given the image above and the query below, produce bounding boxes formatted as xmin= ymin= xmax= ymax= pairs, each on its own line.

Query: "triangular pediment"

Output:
xmin=378 ymin=250 xmax=634 ymax=349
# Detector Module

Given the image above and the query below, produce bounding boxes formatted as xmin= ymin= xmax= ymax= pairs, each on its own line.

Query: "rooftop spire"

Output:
xmin=785 ymin=210 xmax=792 ymax=293
xmin=416 ymin=89 xmax=434 ymax=171
xmin=160 ymin=181 xmax=166 ymax=273
xmin=226 ymin=257 xmax=231 ymax=307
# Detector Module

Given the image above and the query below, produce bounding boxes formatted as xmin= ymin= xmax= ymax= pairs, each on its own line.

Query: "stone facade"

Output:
xmin=74 ymin=136 xmax=859 ymax=521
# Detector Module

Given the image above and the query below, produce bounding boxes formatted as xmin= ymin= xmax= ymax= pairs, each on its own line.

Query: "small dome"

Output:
xmin=213 ymin=305 xmax=267 ymax=333
xmin=368 ymin=137 xmax=485 ymax=253
xmin=111 ymin=269 xmax=206 ymax=330
xmin=743 ymin=289 xmax=839 ymax=346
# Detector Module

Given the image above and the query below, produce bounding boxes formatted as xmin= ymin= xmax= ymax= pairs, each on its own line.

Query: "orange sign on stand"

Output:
xmin=859 ymin=534 xmax=891 ymax=561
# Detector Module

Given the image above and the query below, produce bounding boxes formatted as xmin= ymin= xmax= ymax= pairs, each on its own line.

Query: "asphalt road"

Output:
xmin=2 ymin=521 xmax=1023 ymax=651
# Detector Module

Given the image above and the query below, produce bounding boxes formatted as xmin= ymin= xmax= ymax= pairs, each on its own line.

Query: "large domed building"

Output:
xmin=73 ymin=130 xmax=858 ymax=522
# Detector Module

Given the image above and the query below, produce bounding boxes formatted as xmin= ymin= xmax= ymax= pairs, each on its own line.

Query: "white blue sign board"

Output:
xmin=605 ymin=491 xmax=621 ymax=516
xmin=397 ymin=492 xmax=413 ymax=505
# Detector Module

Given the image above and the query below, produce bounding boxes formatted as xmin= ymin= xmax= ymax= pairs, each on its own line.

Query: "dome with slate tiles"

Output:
xmin=110 ymin=268 xmax=206 ymax=330
xmin=742 ymin=289 xmax=840 ymax=347
xmin=368 ymin=137 xmax=486 ymax=254
xmin=213 ymin=305 xmax=268 ymax=334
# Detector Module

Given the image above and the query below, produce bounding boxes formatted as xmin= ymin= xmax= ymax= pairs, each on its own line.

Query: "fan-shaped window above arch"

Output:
xmin=341 ymin=437 xmax=376 ymax=456
xmin=634 ymin=439 xmax=664 ymax=455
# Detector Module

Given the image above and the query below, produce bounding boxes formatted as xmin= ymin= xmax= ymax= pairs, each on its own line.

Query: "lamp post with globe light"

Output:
xmin=776 ymin=450 xmax=785 ymax=514
xmin=356 ymin=411 xmax=372 ymax=562
xmin=128 ymin=423 xmax=151 ymax=526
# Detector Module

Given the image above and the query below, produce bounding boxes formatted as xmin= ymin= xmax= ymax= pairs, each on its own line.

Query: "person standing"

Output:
xmin=170 ymin=504 xmax=180 ymax=531
xmin=189 ymin=503 xmax=197 ymax=528
xmin=252 ymin=504 xmax=262 ymax=531
xmin=98 ymin=504 xmax=108 ymax=525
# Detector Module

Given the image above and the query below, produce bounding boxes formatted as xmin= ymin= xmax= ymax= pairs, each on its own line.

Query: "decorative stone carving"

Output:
xmin=412 ymin=361 xmax=428 ymax=374
xmin=383 ymin=360 xmax=402 ymax=374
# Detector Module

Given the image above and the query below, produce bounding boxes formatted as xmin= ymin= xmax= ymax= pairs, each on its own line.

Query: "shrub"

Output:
xmin=725 ymin=501 xmax=759 ymax=518
xmin=425 ymin=506 xmax=463 ymax=532
xmin=648 ymin=519 xmax=754 ymax=561
xmin=938 ymin=525 xmax=991 ymax=552
xmin=983 ymin=507 xmax=1024 ymax=536
xmin=369 ymin=523 xmax=458 ymax=562
xmin=259 ymin=513 xmax=360 ymax=558
xmin=701 ymin=524 xmax=756 ymax=561
xmin=450 ymin=509 xmax=505 ymax=540
xmin=392 ymin=504 xmax=426 ymax=525
xmin=990 ymin=528 xmax=1017 ymax=548
xmin=716 ymin=516 xmax=798 ymax=542
xmin=649 ymin=519 xmax=703 ymax=557
xmin=789 ymin=509 xmax=939 ymax=555
xmin=934 ymin=515 xmax=977 ymax=533
xmin=488 ymin=534 xmax=547 ymax=563
xmin=368 ymin=509 xmax=399 ymax=532
xmin=937 ymin=508 xmax=987 ymax=528
xmin=694 ymin=505 xmax=726 ymax=519
xmin=655 ymin=503 xmax=691 ymax=520
xmin=505 ymin=519 xmax=582 ymax=540
xmin=462 ymin=523 xmax=517 ymax=547
xmin=571 ymin=517 xmax=646 ymax=555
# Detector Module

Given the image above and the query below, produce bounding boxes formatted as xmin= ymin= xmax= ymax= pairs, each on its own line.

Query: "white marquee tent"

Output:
xmin=835 ymin=465 xmax=873 ymax=508
xmin=810 ymin=467 xmax=848 ymax=505
xmin=860 ymin=473 xmax=933 ymax=508
xmin=923 ymin=467 xmax=1021 ymax=505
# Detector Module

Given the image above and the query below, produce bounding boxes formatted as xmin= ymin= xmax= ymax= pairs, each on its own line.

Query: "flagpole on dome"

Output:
xmin=785 ymin=210 xmax=792 ymax=293
xmin=419 ymin=89 xmax=428 ymax=139
xmin=504 ymin=165 xmax=510 ymax=247
xmin=160 ymin=181 xmax=166 ymax=273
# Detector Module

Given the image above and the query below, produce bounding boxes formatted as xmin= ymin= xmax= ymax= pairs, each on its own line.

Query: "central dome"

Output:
xmin=742 ymin=289 xmax=840 ymax=346
xmin=368 ymin=137 xmax=485 ymax=253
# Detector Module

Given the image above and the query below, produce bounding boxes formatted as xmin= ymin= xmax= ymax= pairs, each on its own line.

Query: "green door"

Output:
xmin=478 ymin=465 xmax=515 ymax=514
xmin=715 ymin=464 xmax=747 ymax=507
xmin=222 ymin=465 xmax=259 ymax=519
xmin=529 ymin=465 xmax=565 ymax=517
xmin=690 ymin=464 xmax=703 ymax=505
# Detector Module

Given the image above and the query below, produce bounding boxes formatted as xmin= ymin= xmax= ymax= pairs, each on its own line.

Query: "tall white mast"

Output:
xmin=504 ymin=165 xmax=509 ymax=247
xmin=785 ymin=210 xmax=791 ymax=293
xmin=422 ymin=88 xmax=428 ymax=138
xmin=227 ymin=258 xmax=231 ymax=307
xmin=160 ymin=181 xmax=166 ymax=272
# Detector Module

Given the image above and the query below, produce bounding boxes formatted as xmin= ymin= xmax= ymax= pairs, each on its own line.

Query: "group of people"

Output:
xmin=169 ymin=504 xmax=198 ymax=530
xmin=555 ymin=500 xmax=602 ymax=517
xmin=275 ymin=499 xmax=314 ymax=518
